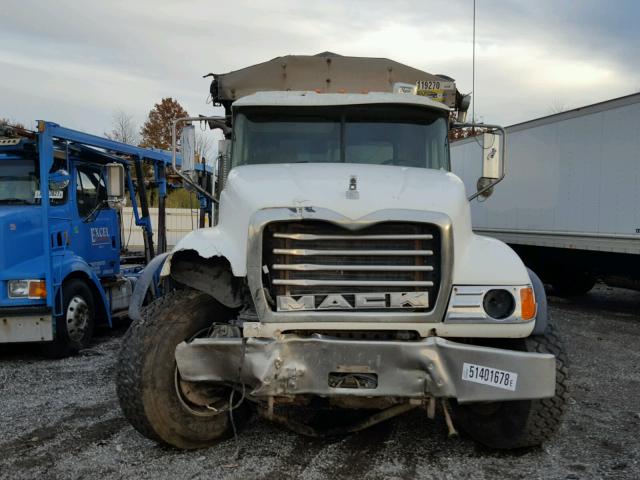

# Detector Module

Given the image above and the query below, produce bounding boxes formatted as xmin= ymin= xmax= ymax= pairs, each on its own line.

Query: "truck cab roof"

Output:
xmin=232 ymin=90 xmax=451 ymax=112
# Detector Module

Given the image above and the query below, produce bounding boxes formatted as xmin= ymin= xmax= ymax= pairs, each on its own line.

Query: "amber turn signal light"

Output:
xmin=520 ymin=287 xmax=536 ymax=320
xmin=28 ymin=280 xmax=47 ymax=299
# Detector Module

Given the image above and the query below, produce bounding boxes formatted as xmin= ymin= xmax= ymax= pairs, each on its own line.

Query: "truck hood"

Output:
xmin=0 ymin=205 xmax=43 ymax=274
xmin=222 ymin=163 xmax=470 ymax=221
xmin=176 ymin=163 xmax=477 ymax=275
xmin=174 ymin=162 xmax=529 ymax=285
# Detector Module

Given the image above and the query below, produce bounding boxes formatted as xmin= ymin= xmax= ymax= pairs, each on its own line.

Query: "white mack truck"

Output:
xmin=115 ymin=53 xmax=568 ymax=450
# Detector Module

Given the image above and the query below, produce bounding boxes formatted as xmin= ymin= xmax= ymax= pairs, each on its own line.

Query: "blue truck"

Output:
xmin=0 ymin=120 xmax=211 ymax=356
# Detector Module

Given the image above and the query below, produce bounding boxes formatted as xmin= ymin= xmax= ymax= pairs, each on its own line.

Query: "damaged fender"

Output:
xmin=169 ymin=251 xmax=245 ymax=308
xmin=168 ymin=227 xmax=247 ymax=276
xmin=154 ymin=226 xmax=249 ymax=309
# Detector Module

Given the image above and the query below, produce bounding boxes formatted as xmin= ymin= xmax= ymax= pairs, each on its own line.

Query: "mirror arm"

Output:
xmin=171 ymin=117 xmax=221 ymax=204
xmin=207 ymin=118 xmax=232 ymax=135
xmin=453 ymin=123 xmax=507 ymax=201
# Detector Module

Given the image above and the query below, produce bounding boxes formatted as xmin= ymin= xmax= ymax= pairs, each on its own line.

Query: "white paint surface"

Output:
xmin=172 ymin=162 xmax=530 ymax=286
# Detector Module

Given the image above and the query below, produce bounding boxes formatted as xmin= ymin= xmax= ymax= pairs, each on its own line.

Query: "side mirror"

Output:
xmin=481 ymin=132 xmax=501 ymax=179
xmin=105 ymin=163 xmax=125 ymax=205
xmin=35 ymin=169 xmax=69 ymax=201
xmin=180 ymin=125 xmax=196 ymax=173
xmin=476 ymin=132 xmax=504 ymax=200
xmin=49 ymin=169 xmax=70 ymax=191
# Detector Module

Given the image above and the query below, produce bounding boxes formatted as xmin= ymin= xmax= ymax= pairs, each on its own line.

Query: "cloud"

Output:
xmin=1 ymin=0 xmax=638 ymax=134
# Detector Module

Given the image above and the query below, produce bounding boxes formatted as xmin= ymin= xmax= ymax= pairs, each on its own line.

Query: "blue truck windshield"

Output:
xmin=232 ymin=105 xmax=450 ymax=170
xmin=0 ymin=160 xmax=38 ymax=205
xmin=0 ymin=159 xmax=68 ymax=205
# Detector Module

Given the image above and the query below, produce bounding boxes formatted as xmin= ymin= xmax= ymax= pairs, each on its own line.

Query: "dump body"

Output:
xmin=210 ymin=53 xmax=464 ymax=114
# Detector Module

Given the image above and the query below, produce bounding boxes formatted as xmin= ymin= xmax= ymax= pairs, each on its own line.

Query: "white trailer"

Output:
xmin=451 ymin=92 xmax=640 ymax=295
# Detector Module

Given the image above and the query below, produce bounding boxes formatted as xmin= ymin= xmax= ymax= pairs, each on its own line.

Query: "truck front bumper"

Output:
xmin=0 ymin=307 xmax=53 ymax=343
xmin=175 ymin=335 xmax=556 ymax=403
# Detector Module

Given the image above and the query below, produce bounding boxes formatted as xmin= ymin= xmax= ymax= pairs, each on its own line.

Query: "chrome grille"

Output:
xmin=262 ymin=221 xmax=441 ymax=311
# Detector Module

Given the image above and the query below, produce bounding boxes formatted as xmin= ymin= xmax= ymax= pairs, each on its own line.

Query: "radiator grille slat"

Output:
xmin=273 ymin=233 xmax=434 ymax=241
xmin=272 ymin=279 xmax=434 ymax=287
xmin=273 ymin=248 xmax=434 ymax=256
xmin=272 ymin=264 xmax=434 ymax=272
xmin=263 ymin=220 xmax=441 ymax=311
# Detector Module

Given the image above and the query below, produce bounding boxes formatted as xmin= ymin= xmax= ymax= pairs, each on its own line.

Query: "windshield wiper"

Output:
xmin=0 ymin=198 xmax=33 ymax=205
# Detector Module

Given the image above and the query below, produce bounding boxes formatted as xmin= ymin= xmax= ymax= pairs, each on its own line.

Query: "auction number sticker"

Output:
xmin=462 ymin=363 xmax=518 ymax=391
xmin=416 ymin=80 xmax=454 ymax=91
xmin=35 ymin=190 xmax=64 ymax=199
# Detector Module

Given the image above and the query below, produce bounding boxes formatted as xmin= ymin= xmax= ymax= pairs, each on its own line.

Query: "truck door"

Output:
xmin=72 ymin=164 xmax=121 ymax=277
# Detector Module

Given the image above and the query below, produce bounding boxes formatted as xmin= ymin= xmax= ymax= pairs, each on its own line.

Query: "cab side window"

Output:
xmin=76 ymin=166 xmax=107 ymax=218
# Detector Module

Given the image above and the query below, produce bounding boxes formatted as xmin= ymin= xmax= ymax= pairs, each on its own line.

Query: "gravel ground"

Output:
xmin=1 ymin=284 xmax=639 ymax=480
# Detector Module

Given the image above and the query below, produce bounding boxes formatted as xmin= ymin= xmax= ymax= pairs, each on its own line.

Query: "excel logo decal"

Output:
xmin=90 ymin=227 xmax=110 ymax=245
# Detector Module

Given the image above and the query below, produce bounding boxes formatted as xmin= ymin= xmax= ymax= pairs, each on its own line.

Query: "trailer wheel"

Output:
xmin=551 ymin=271 xmax=596 ymax=297
xmin=116 ymin=289 xmax=248 ymax=449
xmin=451 ymin=325 xmax=569 ymax=449
xmin=41 ymin=279 xmax=95 ymax=358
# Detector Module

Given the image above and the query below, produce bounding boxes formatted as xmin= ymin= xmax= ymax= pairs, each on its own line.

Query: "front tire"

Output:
xmin=451 ymin=325 xmax=569 ymax=449
xmin=41 ymin=279 xmax=95 ymax=358
xmin=116 ymin=289 xmax=245 ymax=449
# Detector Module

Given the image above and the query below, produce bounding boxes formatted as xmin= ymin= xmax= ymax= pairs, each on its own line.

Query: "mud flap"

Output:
xmin=128 ymin=252 xmax=171 ymax=322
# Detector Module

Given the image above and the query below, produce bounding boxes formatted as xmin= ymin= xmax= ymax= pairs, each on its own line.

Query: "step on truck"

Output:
xmin=116 ymin=53 xmax=568 ymax=449
xmin=0 ymin=121 xmax=212 ymax=357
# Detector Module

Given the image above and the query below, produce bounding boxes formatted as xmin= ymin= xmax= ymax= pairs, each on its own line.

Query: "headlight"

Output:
xmin=8 ymin=280 xmax=47 ymax=299
xmin=483 ymin=289 xmax=515 ymax=319
xmin=8 ymin=280 xmax=29 ymax=298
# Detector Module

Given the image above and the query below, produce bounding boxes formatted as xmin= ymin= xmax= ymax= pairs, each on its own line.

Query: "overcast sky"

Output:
xmin=2 ymin=0 xmax=639 ymax=136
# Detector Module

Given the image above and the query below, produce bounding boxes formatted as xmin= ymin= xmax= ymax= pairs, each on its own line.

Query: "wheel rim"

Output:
xmin=173 ymin=326 xmax=238 ymax=417
xmin=174 ymin=368 xmax=229 ymax=417
xmin=66 ymin=295 xmax=90 ymax=342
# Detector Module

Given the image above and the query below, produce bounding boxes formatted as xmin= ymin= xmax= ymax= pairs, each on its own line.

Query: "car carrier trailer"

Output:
xmin=116 ymin=53 xmax=568 ymax=450
xmin=0 ymin=121 xmax=212 ymax=356
xmin=451 ymin=92 xmax=640 ymax=296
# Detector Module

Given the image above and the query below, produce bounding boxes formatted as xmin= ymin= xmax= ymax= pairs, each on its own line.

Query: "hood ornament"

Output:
xmin=346 ymin=175 xmax=359 ymax=200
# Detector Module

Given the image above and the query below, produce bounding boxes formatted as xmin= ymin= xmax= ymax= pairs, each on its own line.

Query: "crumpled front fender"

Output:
xmin=166 ymin=226 xmax=246 ymax=277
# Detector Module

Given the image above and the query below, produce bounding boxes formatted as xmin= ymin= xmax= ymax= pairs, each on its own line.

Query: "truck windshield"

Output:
xmin=232 ymin=105 xmax=450 ymax=170
xmin=0 ymin=159 xmax=68 ymax=205
xmin=0 ymin=160 xmax=38 ymax=205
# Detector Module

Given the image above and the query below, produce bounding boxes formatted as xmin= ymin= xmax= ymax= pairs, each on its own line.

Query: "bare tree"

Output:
xmin=0 ymin=117 xmax=26 ymax=129
xmin=105 ymin=110 xmax=139 ymax=144
xmin=195 ymin=131 xmax=214 ymax=164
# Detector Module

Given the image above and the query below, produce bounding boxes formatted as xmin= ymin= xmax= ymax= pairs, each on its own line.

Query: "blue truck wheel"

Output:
xmin=41 ymin=279 xmax=95 ymax=358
